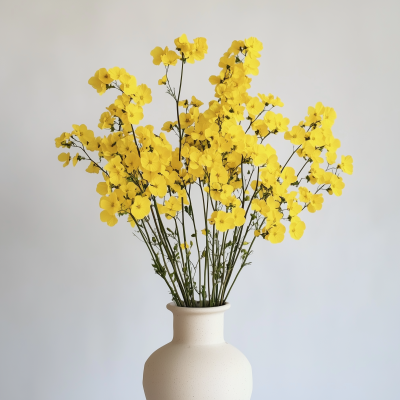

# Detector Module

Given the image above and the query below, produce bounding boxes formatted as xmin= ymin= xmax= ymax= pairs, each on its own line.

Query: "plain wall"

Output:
xmin=0 ymin=0 xmax=399 ymax=399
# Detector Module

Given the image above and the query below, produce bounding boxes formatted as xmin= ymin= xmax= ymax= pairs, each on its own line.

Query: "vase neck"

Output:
xmin=167 ymin=303 xmax=230 ymax=345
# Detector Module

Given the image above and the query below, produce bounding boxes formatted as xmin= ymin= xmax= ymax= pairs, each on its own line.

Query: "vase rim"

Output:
xmin=167 ymin=301 xmax=231 ymax=314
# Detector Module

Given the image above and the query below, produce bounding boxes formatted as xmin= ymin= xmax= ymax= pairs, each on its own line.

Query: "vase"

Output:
xmin=142 ymin=301 xmax=252 ymax=400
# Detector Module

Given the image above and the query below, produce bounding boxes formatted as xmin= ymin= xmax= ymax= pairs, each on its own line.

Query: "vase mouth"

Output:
xmin=167 ymin=301 xmax=231 ymax=314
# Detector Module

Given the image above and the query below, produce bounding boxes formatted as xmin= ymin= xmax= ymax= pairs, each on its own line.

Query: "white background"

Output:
xmin=1 ymin=0 xmax=399 ymax=399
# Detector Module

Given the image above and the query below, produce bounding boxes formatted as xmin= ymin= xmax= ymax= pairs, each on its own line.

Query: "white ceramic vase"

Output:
xmin=143 ymin=302 xmax=252 ymax=400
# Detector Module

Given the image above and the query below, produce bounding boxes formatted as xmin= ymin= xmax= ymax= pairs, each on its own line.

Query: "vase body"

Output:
xmin=143 ymin=302 xmax=252 ymax=400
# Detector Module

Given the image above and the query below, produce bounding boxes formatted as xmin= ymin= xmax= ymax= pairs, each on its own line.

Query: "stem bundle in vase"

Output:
xmin=55 ymin=34 xmax=353 ymax=307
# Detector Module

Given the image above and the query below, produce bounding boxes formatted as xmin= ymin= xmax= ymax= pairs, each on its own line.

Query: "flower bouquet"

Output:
xmin=55 ymin=34 xmax=353 ymax=399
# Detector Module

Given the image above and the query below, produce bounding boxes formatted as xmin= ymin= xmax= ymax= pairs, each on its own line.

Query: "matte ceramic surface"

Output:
xmin=143 ymin=302 xmax=252 ymax=400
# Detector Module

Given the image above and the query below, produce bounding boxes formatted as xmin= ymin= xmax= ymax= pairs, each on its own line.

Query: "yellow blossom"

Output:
xmin=232 ymin=207 xmax=246 ymax=227
xmin=289 ymin=216 xmax=306 ymax=240
xmin=88 ymin=69 xmax=107 ymax=95
xmin=161 ymin=50 xmax=179 ymax=66
xmin=267 ymin=223 xmax=286 ymax=244
xmin=108 ymin=66 xmax=126 ymax=81
xmin=100 ymin=193 xmax=120 ymax=216
xmin=133 ymin=84 xmax=152 ymax=106
xmin=158 ymin=75 xmax=167 ymax=85
xmin=131 ymin=196 xmax=151 ymax=220
xmin=150 ymin=46 xmax=166 ymax=65
xmin=215 ymin=211 xmax=235 ymax=232
xmin=149 ymin=175 xmax=167 ymax=198
xmin=86 ymin=162 xmax=100 ymax=174
xmin=141 ymin=152 xmax=161 ymax=172
xmin=307 ymin=193 xmax=324 ymax=213
xmin=58 ymin=152 xmax=70 ymax=167
xmin=126 ymin=104 xmax=144 ymax=125
xmin=120 ymin=73 xmax=137 ymax=95
xmin=330 ymin=175 xmax=345 ymax=196
xmin=100 ymin=211 xmax=118 ymax=227
xmin=338 ymin=155 xmax=353 ymax=175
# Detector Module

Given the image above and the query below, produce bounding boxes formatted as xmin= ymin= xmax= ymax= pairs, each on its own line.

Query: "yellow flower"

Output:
xmin=244 ymin=56 xmax=260 ymax=75
xmin=141 ymin=152 xmax=161 ymax=172
xmin=125 ymin=153 xmax=141 ymax=173
xmin=174 ymin=33 xmax=191 ymax=55
xmin=288 ymin=201 xmax=302 ymax=217
xmin=330 ymin=175 xmax=345 ymax=196
xmin=228 ymin=40 xmax=245 ymax=55
xmin=215 ymin=211 xmax=235 ymax=232
xmin=284 ymin=126 xmax=305 ymax=145
xmin=96 ymin=182 xmax=109 ymax=196
xmin=326 ymin=151 xmax=337 ymax=164
xmin=210 ymin=165 xmax=229 ymax=185
xmin=120 ymin=73 xmax=137 ymax=96
xmin=114 ymin=93 xmax=131 ymax=110
xmin=149 ymin=175 xmax=167 ymax=198
xmin=88 ymin=69 xmax=106 ymax=95
xmin=161 ymin=50 xmax=179 ymax=66
xmin=246 ymin=97 xmax=264 ymax=117
xmin=58 ymin=152 xmax=70 ymax=167
xmin=338 ymin=155 xmax=353 ymax=175
xmin=232 ymin=207 xmax=246 ymax=227
xmin=289 ymin=216 xmax=306 ymax=240
xmin=178 ymin=99 xmax=189 ymax=109
xmin=307 ymin=193 xmax=324 ymax=213
xmin=133 ymin=84 xmax=152 ymax=106
xmin=100 ymin=192 xmax=120 ymax=216
xmin=299 ymin=187 xmax=312 ymax=203
xmin=108 ymin=66 xmax=126 ymax=81
xmin=267 ymin=223 xmax=286 ymax=244
xmin=158 ymin=75 xmax=167 ymax=85
xmin=131 ymin=196 xmax=151 ymax=220
xmin=259 ymin=93 xmax=283 ymax=107
xmin=161 ymin=121 xmax=175 ymax=132
xmin=126 ymin=103 xmax=144 ymax=125
xmin=55 ymin=132 xmax=68 ymax=148
xmin=104 ymin=156 xmax=124 ymax=174
xmin=86 ymin=162 xmax=100 ymax=174
xmin=179 ymin=112 xmax=194 ymax=129
xmin=322 ymin=107 xmax=337 ymax=128
xmin=275 ymin=113 xmax=290 ymax=132
xmin=192 ymin=37 xmax=208 ymax=61
xmin=264 ymin=111 xmax=277 ymax=131
xmin=281 ymin=167 xmax=297 ymax=187
xmin=116 ymin=137 xmax=135 ymax=155
xmin=160 ymin=196 xmax=182 ymax=219
xmin=150 ymin=46 xmax=166 ymax=65
xmin=98 ymin=111 xmax=114 ymax=130
xmin=190 ymin=96 xmax=204 ymax=107
xmin=180 ymin=242 xmax=189 ymax=250
xmin=244 ymin=37 xmax=263 ymax=59
xmin=208 ymin=210 xmax=218 ymax=225
xmin=220 ymin=184 xmax=234 ymax=200
xmin=97 ymin=68 xmax=113 ymax=84
xmin=305 ymin=102 xmax=325 ymax=125
xmin=100 ymin=211 xmax=118 ymax=227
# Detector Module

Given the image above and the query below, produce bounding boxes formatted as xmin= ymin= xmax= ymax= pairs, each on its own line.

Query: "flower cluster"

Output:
xmin=55 ymin=34 xmax=353 ymax=307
